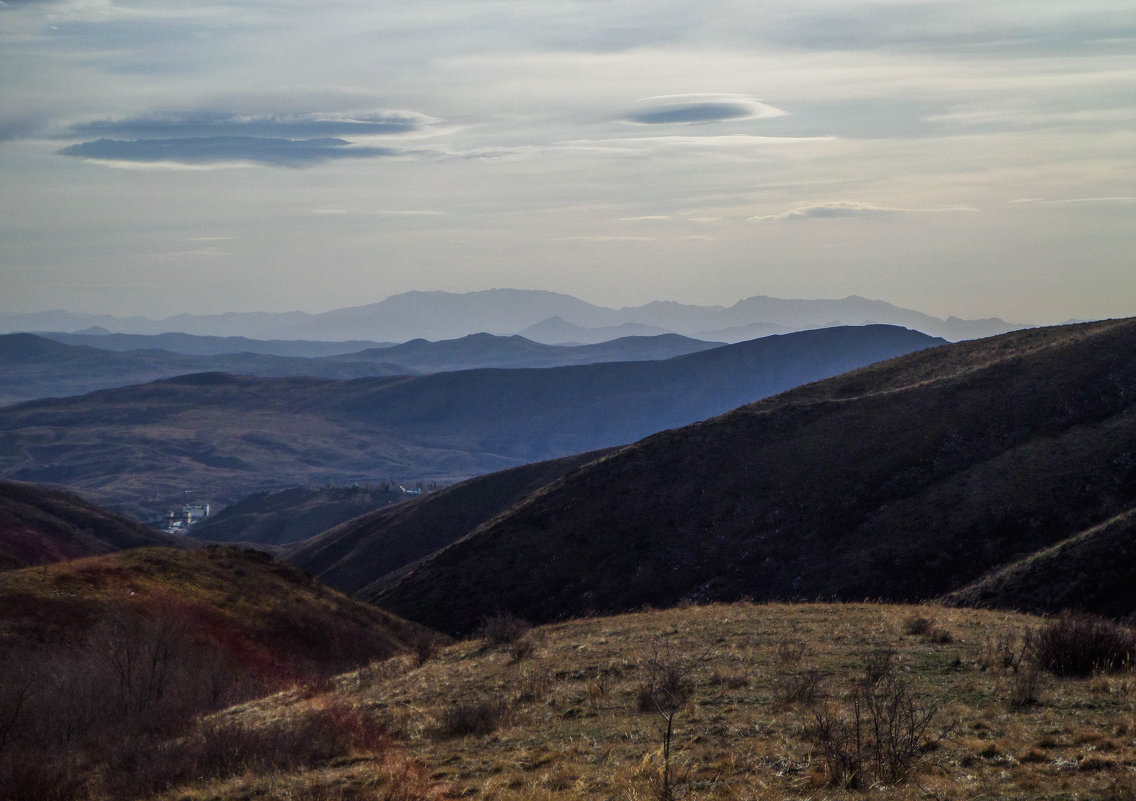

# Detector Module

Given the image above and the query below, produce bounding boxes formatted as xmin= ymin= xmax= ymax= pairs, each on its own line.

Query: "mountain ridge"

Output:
xmin=367 ymin=317 xmax=1136 ymax=634
xmin=1 ymin=288 xmax=1019 ymax=343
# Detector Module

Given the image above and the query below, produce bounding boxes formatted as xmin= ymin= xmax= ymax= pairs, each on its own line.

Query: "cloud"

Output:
xmin=312 ymin=208 xmax=444 ymax=216
xmin=1008 ymin=196 xmax=1136 ymax=206
xmin=63 ymin=110 xmax=433 ymax=140
xmin=625 ymin=94 xmax=786 ymax=125
xmin=58 ymin=136 xmax=401 ymax=166
xmin=749 ymin=201 xmax=978 ymax=222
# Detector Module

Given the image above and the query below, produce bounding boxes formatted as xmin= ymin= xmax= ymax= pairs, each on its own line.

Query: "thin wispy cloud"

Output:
xmin=749 ymin=202 xmax=980 ymax=222
xmin=62 ymin=110 xmax=434 ymax=140
xmin=1009 ymin=196 xmax=1136 ymax=206
xmin=58 ymin=137 xmax=403 ymax=167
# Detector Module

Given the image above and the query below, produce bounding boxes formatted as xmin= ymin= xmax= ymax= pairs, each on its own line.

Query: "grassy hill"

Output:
xmin=369 ymin=318 xmax=1136 ymax=634
xmin=56 ymin=601 xmax=1136 ymax=800
xmin=0 ymin=545 xmax=440 ymax=801
xmin=943 ymin=506 xmax=1136 ymax=618
xmin=287 ymin=450 xmax=612 ymax=595
xmin=0 ymin=325 xmax=939 ymax=518
xmin=0 ymin=480 xmax=180 ymax=569
xmin=0 ymin=544 xmax=431 ymax=675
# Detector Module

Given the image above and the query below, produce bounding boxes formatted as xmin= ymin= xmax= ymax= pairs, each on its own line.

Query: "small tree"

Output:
xmin=637 ymin=642 xmax=704 ymax=800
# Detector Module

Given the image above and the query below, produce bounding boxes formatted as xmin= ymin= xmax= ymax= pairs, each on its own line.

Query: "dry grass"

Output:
xmin=190 ymin=601 xmax=1136 ymax=801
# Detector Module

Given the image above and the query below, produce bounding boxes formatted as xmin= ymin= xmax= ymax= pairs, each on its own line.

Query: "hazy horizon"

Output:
xmin=2 ymin=1 xmax=1133 ymax=326
xmin=0 ymin=286 xmax=1031 ymax=325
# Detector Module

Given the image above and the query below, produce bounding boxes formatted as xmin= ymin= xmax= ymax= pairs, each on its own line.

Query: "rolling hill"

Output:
xmin=0 ymin=325 xmax=940 ymax=518
xmin=0 ymin=480 xmax=180 ymax=570
xmin=942 ymin=506 xmax=1136 ymax=618
xmin=0 ymin=332 xmax=410 ymax=406
xmin=0 ymin=545 xmax=430 ymax=672
xmin=322 ymin=331 xmax=721 ymax=372
xmin=287 ymin=450 xmax=612 ymax=595
xmin=0 ymin=544 xmax=440 ymax=801
xmin=368 ymin=317 xmax=1136 ymax=634
xmin=3 ymin=331 xmax=721 ymax=405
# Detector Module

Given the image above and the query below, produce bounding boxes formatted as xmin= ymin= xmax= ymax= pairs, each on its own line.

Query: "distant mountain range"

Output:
xmin=0 ymin=333 xmax=410 ymax=407
xmin=1 ymin=288 xmax=1019 ymax=343
xmin=0 ymin=325 xmax=941 ymax=518
xmin=0 ymin=331 xmax=721 ymax=406
xmin=352 ymin=317 xmax=1136 ymax=633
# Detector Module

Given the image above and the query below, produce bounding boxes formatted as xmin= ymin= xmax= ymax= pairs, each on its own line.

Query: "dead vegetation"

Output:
xmin=195 ymin=601 xmax=1135 ymax=801
xmin=6 ymin=600 xmax=1136 ymax=800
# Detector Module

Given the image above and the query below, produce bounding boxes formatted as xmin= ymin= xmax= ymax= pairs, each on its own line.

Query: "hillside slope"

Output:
xmin=0 ymin=545 xmax=430 ymax=675
xmin=370 ymin=318 xmax=1136 ymax=633
xmin=288 ymin=450 xmax=612 ymax=595
xmin=0 ymin=480 xmax=180 ymax=569
xmin=942 ymin=506 xmax=1136 ymax=619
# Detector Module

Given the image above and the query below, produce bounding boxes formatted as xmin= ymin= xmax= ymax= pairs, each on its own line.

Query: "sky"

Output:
xmin=1 ymin=0 xmax=1134 ymax=325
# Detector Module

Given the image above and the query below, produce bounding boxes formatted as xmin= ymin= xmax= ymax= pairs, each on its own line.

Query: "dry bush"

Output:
xmin=507 ymin=634 xmax=538 ymax=663
xmin=437 ymin=698 xmax=512 ymax=738
xmin=413 ymin=635 xmax=444 ymax=666
xmin=925 ymin=626 xmax=954 ymax=644
xmin=904 ymin=615 xmax=935 ymax=636
xmin=1029 ymin=613 xmax=1136 ymax=677
xmin=478 ymin=612 xmax=531 ymax=646
xmin=980 ymin=632 xmax=1028 ymax=672
xmin=863 ymin=647 xmax=896 ymax=686
xmin=810 ymin=656 xmax=939 ymax=788
xmin=775 ymin=667 xmax=825 ymax=706
xmin=1005 ymin=664 xmax=1046 ymax=708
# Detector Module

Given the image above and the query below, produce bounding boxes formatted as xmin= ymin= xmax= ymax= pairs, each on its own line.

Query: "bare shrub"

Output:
xmin=925 ymin=626 xmax=954 ymax=644
xmin=1006 ymin=664 xmax=1045 ymax=709
xmin=478 ymin=612 xmax=531 ymax=646
xmin=904 ymin=615 xmax=935 ymax=636
xmin=810 ymin=656 xmax=938 ymax=788
xmin=437 ymin=698 xmax=511 ymax=738
xmin=413 ymin=635 xmax=444 ymax=666
xmin=513 ymin=663 xmax=552 ymax=705
xmin=777 ymin=667 xmax=825 ymax=706
xmin=980 ymin=632 xmax=1028 ymax=672
xmin=508 ymin=635 xmax=537 ymax=663
xmin=863 ymin=647 xmax=896 ymax=686
xmin=1029 ymin=614 xmax=1136 ymax=677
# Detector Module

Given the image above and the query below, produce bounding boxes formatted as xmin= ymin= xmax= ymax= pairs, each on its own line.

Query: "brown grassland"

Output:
xmin=145 ymin=602 xmax=1136 ymax=801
